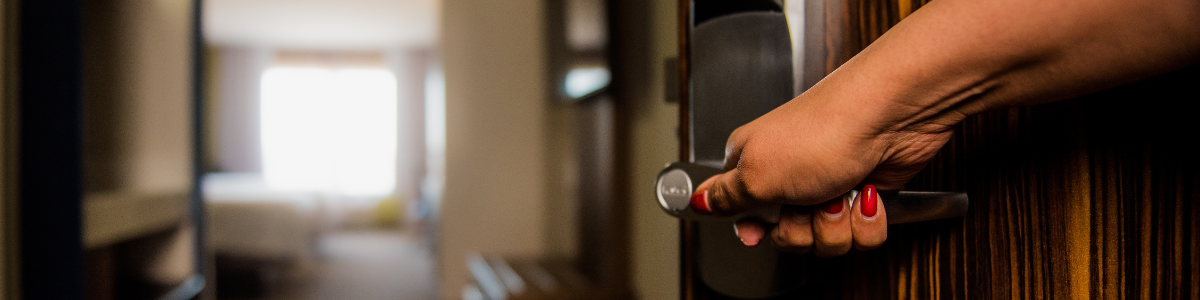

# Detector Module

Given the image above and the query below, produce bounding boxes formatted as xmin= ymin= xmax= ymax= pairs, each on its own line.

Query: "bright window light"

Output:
xmin=260 ymin=67 xmax=398 ymax=197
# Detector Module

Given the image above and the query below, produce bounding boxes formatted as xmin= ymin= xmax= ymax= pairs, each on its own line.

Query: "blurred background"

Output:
xmin=0 ymin=0 xmax=686 ymax=299
xmin=201 ymin=0 xmax=439 ymax=298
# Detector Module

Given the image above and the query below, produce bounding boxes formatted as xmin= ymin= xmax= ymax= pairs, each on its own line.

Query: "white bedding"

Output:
xmin=204 ymin=173 xmax=324 ymax=262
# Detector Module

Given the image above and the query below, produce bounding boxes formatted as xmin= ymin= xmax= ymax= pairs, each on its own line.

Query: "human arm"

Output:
xmin=693 ymin=0 xmax=1200 ymax=256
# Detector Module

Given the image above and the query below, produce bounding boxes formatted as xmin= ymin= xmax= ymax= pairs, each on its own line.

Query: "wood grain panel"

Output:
xmin=682 ymin=0 xmax=1200 ymax=299
xmin=818 ymin=1 xmax=1200 ymax=298
xmin=783 ymin=72 xmax=1200 ymax=300
xmin=825 ymin=0 xmax=931 ymax=72
xmin=873 ymin=69 xmax=1200 ymax=299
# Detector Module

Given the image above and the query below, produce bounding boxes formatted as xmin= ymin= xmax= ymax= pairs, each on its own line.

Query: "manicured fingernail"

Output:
xmin=743 ymin=236 xmax=760 ymax=247
xmin=861 ymin=185 xmax=878 ymax=217
xmin=690 ymin=189 xmax=711 ymax=214
xmin=734 ymin=221 xmax=760 ymax=247
xmin=822 ymin=199 xmax=844 ymax=215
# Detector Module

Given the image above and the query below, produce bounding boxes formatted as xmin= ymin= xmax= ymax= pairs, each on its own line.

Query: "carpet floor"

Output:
xmin=221 ymin=229 xmax=436 ymax=300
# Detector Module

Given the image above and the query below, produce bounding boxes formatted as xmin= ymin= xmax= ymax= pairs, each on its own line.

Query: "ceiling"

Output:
xmin=204 ymin=0 xmax=439 ymax=50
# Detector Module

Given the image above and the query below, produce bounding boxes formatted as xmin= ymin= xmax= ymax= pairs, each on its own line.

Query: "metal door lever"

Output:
xmin=655 ymin=162 xmax=968 ymax=224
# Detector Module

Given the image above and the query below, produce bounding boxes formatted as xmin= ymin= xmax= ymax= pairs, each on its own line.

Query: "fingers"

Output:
xmin=734 ymin=219 xmax=768 ymax=247
xmin=850 ymin=185 xmax=888 ymax=250
xmin=693 ymin=125 xmax=781 ymax=216
xmin=731 ymin=207 xmax=813 ymax=252
xmin=771 ymin=205 xmax=813 ymax=254
xmin=810 ymin=194 xmax=853 ymax=257
xmin=723 ymin=126 xmax=750 ymax=171
xmin=765 ymin=188 xmax=889 ymax=256
xmin=694 ymin=170 xmax=761 ymax=216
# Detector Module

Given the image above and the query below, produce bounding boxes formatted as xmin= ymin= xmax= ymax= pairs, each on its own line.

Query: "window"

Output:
xmin=260 ymin=67 xmax=398 ymax=197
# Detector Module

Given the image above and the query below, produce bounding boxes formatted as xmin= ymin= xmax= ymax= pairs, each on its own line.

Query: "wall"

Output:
xmin=79 ymin=0 xmax=197 ymax=289
xmin=388 ymin=50 xmax=430 ymax=205
xmin=438 ymin=1 xmax=684 ymax=298
xmin=543 ymin=101 xmax=580 ymax=258
xmin=628 ymin=0 xmax=681 ymax=299
xmin=207 ymin=46 xmax=269 ymax=173
xmin=82 ymin=0 xmax=194 ymax=195
xmin=438 ymin=0 xmax=549 ymax=299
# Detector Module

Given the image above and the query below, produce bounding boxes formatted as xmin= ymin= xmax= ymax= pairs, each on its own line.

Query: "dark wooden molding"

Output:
xmin=18 ymin=0 xmax=86 ymax=298
xmin=677 ymin=0 xmax=695 ymax=299
xmin=190 ymin=1 xmax=212 ymax=298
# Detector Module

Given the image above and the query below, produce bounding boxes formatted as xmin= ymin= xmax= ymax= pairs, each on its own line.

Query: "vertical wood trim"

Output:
xmin=897 ymin=0 xmax=911 ymax=20
xmin=0 ymin=0 xmax=8 ymax=298
xmin=1138 ymin=151 xmax=1153 ymax=300
xmin=1192 ymin=174 xmax=1199 ymax=300
xmin=0 ymin=0 xmax=15 ymax=297
xmin=189 ymin=0 xmax=211 ymax=298
xmin=18 ymin=0 xmax=85 ymax=298
xmin=677 ymin=0 xmax=695 ymax=298
xmin=823 ymin=0 xmax=844 ymax=73
xmin=677 ymin=0 xmax=690 ymax=162
xmin=1066 ymin=146 xmax=1091 ymax=300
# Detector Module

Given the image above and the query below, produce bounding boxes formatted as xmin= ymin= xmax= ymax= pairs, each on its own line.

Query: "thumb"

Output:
xmin=693 ymin=169 xmax=762 ymax=216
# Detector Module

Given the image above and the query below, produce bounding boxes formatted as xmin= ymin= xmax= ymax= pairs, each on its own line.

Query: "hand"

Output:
xmin=730 ymin=187 xmax=887 ymax=257
xmin=688 ymin=0 xmax=1200 ymax=257
xmin=691 ymin=80 xmax=955 ymax=256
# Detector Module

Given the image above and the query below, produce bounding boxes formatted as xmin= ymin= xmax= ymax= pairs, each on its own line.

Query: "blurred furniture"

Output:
xmin=83 ymin=201 xmax=203 ymax=300
xmin=464 ymin=254 xmax=610 ymax=300
xmin=204 ymin=173 xmax=322 ymax=262
xmin=84 ymin=193 xmax=191 ymax=250
xmin=202 ymin=173 xmax=325 ymax=296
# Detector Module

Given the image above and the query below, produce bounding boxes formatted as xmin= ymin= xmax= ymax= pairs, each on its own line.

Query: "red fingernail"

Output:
xmin=861 ymin=185 xmax=878 ymax=217
xmin=822 ymin=199 xmax=844 ymax=215
xmin=690 ymin=189 xmax=711 ymax=214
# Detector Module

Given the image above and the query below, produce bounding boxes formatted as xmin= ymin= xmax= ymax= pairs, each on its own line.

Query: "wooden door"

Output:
xmin=678 ymin=0 xmax=1200 ymax=299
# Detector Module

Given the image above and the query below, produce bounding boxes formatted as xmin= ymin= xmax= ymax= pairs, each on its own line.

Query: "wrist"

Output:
xmin=800 ymin=59 xmax=974 ymax=171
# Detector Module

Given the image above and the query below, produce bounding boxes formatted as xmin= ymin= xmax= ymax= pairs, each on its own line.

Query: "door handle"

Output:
xmin=656 ymin=162 xmax=968 ymax=224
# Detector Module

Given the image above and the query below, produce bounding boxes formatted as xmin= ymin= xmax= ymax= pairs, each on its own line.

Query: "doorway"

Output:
xmin=200 ymin=1 xmax=443 ymax=299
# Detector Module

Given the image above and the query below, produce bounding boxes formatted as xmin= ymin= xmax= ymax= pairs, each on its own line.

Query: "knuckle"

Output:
xmin=774 ymin=229 xmax=812 ymax=249
xmin=814 ymin=230 xmax=853 ymax=256
xmin=726 ymin=127 xmax=743 ymax=147
xmin=707 ymin=183 xmax=739 ymax=215
xmin=814 ymin=233 xmax=853 ymax=257
xmin=735 ymin=155 xmax=777 ymax=204
xmin=771 ymin=218 xmax=813 ymax=250
xmin=729 ymin=124 xmax=752 ymax=142
xmin=816 ymin=237 xmax=851 ymax=252
xmin=772 ymin=229 xmax=812 ymax=253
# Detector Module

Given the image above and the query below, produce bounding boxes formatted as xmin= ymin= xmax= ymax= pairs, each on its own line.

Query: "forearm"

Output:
xmin=708 ymin=0 xmax=1199 ymax=206
xmin=814 ymin=0 xmax=1200 ymax=137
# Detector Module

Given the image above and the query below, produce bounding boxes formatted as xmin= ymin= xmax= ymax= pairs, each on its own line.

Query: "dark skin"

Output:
xmin=691 ymin=0 xmax=1200 ymax=257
